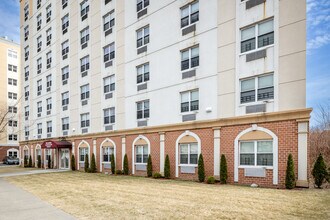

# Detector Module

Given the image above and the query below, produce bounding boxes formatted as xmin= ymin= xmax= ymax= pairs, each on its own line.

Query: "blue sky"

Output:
xmin=0 ymin=0 xmax=329 ymax=125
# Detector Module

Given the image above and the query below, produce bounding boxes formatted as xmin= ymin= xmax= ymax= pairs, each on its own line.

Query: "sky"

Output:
xmin=0 ymin=0 xmax=329 ymax=125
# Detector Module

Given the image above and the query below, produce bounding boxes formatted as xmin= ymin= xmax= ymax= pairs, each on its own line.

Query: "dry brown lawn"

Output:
xmin=6 ymin=172 xmax=330 ymax=220
xmin=0 ymin=166 xmax=36 ymax=174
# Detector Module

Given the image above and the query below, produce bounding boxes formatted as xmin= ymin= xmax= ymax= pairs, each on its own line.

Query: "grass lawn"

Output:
xmin=0 ymin=166 xmax=36 ymax=174
xmin=6 ymin=172 xmax=330 ymax=219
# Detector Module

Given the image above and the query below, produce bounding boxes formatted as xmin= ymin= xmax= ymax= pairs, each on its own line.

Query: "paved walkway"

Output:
xmin=0 ymin=171 xmax=75 ymax=220
xmin=0 ymin=168 xmax=69 ymax=178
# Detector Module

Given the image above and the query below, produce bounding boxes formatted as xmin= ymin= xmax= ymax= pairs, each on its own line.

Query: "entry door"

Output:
xmin=60 ymin=149 xmax=70 ymax=169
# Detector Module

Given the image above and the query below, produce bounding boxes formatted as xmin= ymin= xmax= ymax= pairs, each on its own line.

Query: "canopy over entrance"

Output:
xmin=41 ymin=140 xmax=72 ymax=149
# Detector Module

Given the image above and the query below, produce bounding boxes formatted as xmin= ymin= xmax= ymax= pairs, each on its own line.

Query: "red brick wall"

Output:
xmin=96 ymin=136 xmax=122 ymax=173
xmin=0 ymin=146 xmax=19 ymax=162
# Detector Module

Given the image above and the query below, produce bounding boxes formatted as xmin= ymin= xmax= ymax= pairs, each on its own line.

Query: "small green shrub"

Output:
xmin=198 ymin=154 xmax=205 ymax=182
xmin=220 ymin=154 xmax=228 ymax=184
xmin=24 ymin=156 xmax=28 ymax=168
xmin=164 ymin=154 xmax=171 ymax=179
xmin=89 ymin=153 xmax=97 ymax=173
xmin=115 ymin=170 xmax=122 ymax=175
xmin=153 ymin=172 xmax=162 ymax=179
xmin=28 ymin=155 xmax=32 ymax=168
xmin=37 ymin=155 xmax=42 ymax=168
xmin=312 ymin=154 xmax=328 ymax=188
xmin=84 ymin=154 xmax=89 ymax=173
xmin=71 ymin=155 xmax=76 ymax=171
xmin=123 ymin=154 xmax=129 ymax=175
xmin=147 ymin=155 xmax=153 ymax=177
xmin=207 ymin=176 xmax=216 ymax=184
xmin=110 ymin=154 xmax=116 ymax=174
xmin=285 ymin=154 xmax=295 ymax=189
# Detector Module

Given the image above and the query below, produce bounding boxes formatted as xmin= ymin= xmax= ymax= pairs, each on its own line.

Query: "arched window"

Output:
xmin=78 ymin=141 xmax=90 ymax=170
xmin=132 ymin=135 xmax=150 ymax=174
xmin=100 ymin=138 xmax=116 ymax=172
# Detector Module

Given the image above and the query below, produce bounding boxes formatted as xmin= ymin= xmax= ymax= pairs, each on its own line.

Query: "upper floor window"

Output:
xmin=9 ymin=106 xmax=18 ymax=114
xmin=239 ymin=141 xmax=273 ymax=166
xmin=62 ymin=40 xmax=69 ymax=58
xmin=37 ymin=0 xmax=41 ymax=9
xmin=24 ymin=86 xmax=29 ymax=100
xmin=103 ymin=75 xmax=115 ymax=94
xmin=103 ymin=43 xmax=115 ymax=63
xmin=8 ymin=78 xmax=17 ymax=86
xmin=24 ymin=4 xmax=29 ymax=21
xmin=25 ymin=66 xmax=29 ymax=81
xmin=8 ymin=50 xmax=18 ymax=59
xmin=181 ymin=1 xmax=199 ymax=28
xmin=137 ymin=26 xmax=149 ymax=48
xmin=62 ymin=117 xmax=69 ymax=131
xmin=241 ymin=19 xmax=274 ymax=53
xmin=80 ymin=26 xmax=89 ymax=47
xmin=137 ymin=0 xmax=149 ymax=12
xmin=81 ymin=0 xmax=89 ymax=21
xmin=37 ymin=101 xmax=42 ymax=113
xmin=137 ymin=100 xmax=149 ymax=119
xmin=46 ymin=98 xmax=52 ymax=111
xmin=62 ymin=14 xmax=69 ymax=34
xmin=240 ymin=74 xmax=274 ymax=104
xmin=8 ymin=64 xmax=17 ymax=72
xmin=81 ymin=113 xmax=90 ymax=128
xmin=8 ymin=120 xmax=18 ymax=127
xmin=103 ymin=12 xmax=115 ymax=32
xmin=104 ymin=107 xmax=115 ymax=125
xmin=62 ymin=0 xmax=68 ymax=9
xmin=62 ymin=66 xmax=69 ymax=84
xmin=24 ymin=26 xmax=29 ymax=41
xmin=37 ymin=13 xmax=42 ymax=31
xmin=37 ymin=57 xmax=42 ymax=73
xmin=46 ymin=28 xmax=52 ymax=45
xmin=80 ymin=56 xmax=90 ymax=73
xmin=37 ymin=35 xmax=42 ymax=52
xmin=62 ymin=92 xmax=69 ymax=106
xmin=37 ymin=123 xmax=42 ymax=135
xmin=25 ymin=126 xmax=29 ymax=137
xmin=46 ymin=51 xmax=52 ymax=68
xmin=46 ymin=4 xmax=52 ymax=22
xmin=24 ymin=46 xmax=29 ymax=61
xmin=137 ymin=63 xmax=149 ymax=84
xmin=181 ymin=46 xmax=199 ymax=71
xmin=46 ymin=74 xmax=52 ymax=90
xmin=179 ymin=143 xmax=198 ymax=165
xmin=47 ymin=121 xmax=53 ymax=133
xmin=8 ymin=134 xmax=18 ymax=141
xmin=80 ymin=84 xmax=90 ymax=100
xmin=37 ymin=79 xmax=42 ymax=95
xmin=181 ymin=90 xmax=199 ymax=113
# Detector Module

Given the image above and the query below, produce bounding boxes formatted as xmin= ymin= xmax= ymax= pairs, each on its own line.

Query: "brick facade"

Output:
xmin=0 ymin=146 xmax=19 ymax=162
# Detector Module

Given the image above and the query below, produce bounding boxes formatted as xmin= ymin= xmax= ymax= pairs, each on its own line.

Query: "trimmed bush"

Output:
xmin=111 ymin=154 xmax=116 ymax=174
xmin=285 ymin=154 xmax=295 ymax=189
xmin=164 ymin=154 xmax=171 ymax=179
xmin=153 ymin=172 xmax=162 ymax=179
xmin=89 ymin=153 xmax=97 ymax=173
xmin=37 ymin=155 xmax=42 ymax=168
xmin=48 ymin=156 xmax=52 ymax=169
xmin=207 ymin=176 xmax=216 ymax=184
xmin=198 ymin=154 xmax=205 ymax=182
xmin=123 ymin=154 xmax=129 ymax=175
xmin=71 ymin=155 xmax=76 ymax=171
xmin=115 ymin=170 xmax=122 ymax=175
xmin=24 ymin=156 xmax=28 ymax=168
xmin=312 ymin=154 xmax=328 ymax=188
xmin=28 ymin=155 xmax=32 ymax=168
xmin=220 ymin=154 xmax=228 ymax=184
xmin=84 ymin=154 xmax=89 ymax=173
xmin=147 ymin=154 xmax=153 ymax=177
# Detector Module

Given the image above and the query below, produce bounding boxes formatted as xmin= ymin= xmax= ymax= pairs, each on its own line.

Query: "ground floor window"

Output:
xmin=103 ymin=147 xmax=113 ymax=162
xmin=135 ymin=145 xmax=148 ymax=164
xmin=45 ymin=149 xmax=52 ymax=161
xmin=24 ymin=149 xmax=29 ymax=160
xmin=239 ymin=140 xmax=273 ymax=166
xmin=79 ymin=148 xmax=88 ymax=162
xmin=179 ymin=143 xmax=198 ymax=165
xmin=8 ymin=150 xmax=18 ymax=157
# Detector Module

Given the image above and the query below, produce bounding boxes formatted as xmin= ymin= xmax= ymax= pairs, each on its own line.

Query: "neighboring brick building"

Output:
xmin=19 ymin=0 xmax=310 ymax=188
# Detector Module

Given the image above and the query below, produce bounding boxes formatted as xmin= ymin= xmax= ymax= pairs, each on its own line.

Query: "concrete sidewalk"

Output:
xmin=0 ymin=178 xmax=75 ymax=220
xmin=0 ymin=169 xmax=69 ymax=178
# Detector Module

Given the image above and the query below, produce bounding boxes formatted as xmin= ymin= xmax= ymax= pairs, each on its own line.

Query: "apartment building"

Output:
xmin=19 ymin=0 xmax=311 ymax=188
xmin=0 ymin=37 xmax=20 ymax=162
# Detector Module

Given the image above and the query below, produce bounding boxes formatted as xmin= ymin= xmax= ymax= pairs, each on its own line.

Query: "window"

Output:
xmin=80 ymin=56 xmax=90 ymax=72
xmin=62 ymin=40 xmax=69 ymax=57
xmin=239 ymin=141 xmax=273 ymax=166
xmin=9 ymin=106 xmax=18 ymax=114
xmin=103 ymin=43 xmax=115 ymax=62
xmin=46 ymin=74 xmax=52 ymax=90
xmin=46 ymin=4 xmax=52 ymax=22
xmin=103 ymin=147 xmax=113 ymax=162
xmin=104 ymin=107 xmax=115 ymax=125
xmin=37 ymin=79 xmax=42 ymax=95
xmin=37 ymin=0 xmax=41 ymax=9
xmin=37 ymin=35 xmax=42 ymax=52
xmin=62 ymin=66 xmax=69 ymax=82
xmin=24 ymin=86 xmax=29 ymax=99
xmin=103 ymin=12 xmax=115 ymax=31
xmin=103 ymin=75 xmax=115 ymax=93
xmin=37 ymin=13 xmax=42 ymax=30
xmin=24 ymin=149 xmax=29 ymax=160
xmin=80 ymin=0 xmax=89 ymax=20
xmin=135 ymin=145 xmax=148 ymax=164
xmin=136 ymin=63 xmax=149 ymax=84
xmin=8 ymin=64 xmax=17 ymax=72
xmin=181 ymin=46 xmax=199 ymax=71
xmin=46 ymin=149 xmax=51 ymax=161
xmin=24 ymin=106 xmax=29 ymax=118
xmin=8 ymin=50 xmax=18 ymax=59
xmin=181 ymin=90 xmax=199 ymax=112
xmin=240 ymin=74 xmax=274 ymax=104
xmin=37 ymin=57 xmax=42 ymax=73
xmin=8 ymin=150 xmax=18 ymax=157
xmin=8 ymin=135 xmax=18 ymax=141
xmin=62 ymin=14 xmax=69 ymax=34
xmin=25 ymin=126 xmax=29 ymax=137
xmin=80 ymin=84 xmax=90 ymax=100
xmin=46 ymin=28 xmax=52 ymax=45
xmin=37 ymin=101 xmax=42 ymax=113
xmin=179 ymin=143 xmax=198 ymax=165
xmin=8 ymin=92 xmax=17 ymax=100
xmin=79 ymin=148 xmax=88 ymax=162
xmin=137 ymin=0 xmax=149 ymax=12
xmin=62 ymin=92 xmax=69 ymax=106
xmin=46 ymin=98 xmax=52 ymax=110
xmin=62 ymin=0 xmax=68 ymax=9
xmin=181 ymin=1 xmax=199 ymax=28
xmin=241 ymin=19 xmax=274 ymax=53
xmin=37 ymin=123 xmax=42 ymax=135
xmin=62 ymin=117 xmax=69 ymax=131
xmin=24 ymin=4 xmax=29 ymax=21
xmin=80 ymin=27 xmax=89 ymax=46
xmin=136 ymin=100 xmax=149 ymax=119
xmin=8 ymin=120 xmax=18 ymax=127
xmin=8 ymin=78 xmax=17 ymax=86
xmin=81 ymin=113 xmax=90 ymax=128
xmin=24 ymin=46 xmax=29 ymax=60
xmin=136 ymin=26 xmax=149 ymax=48
xmin=24 ymin=26 xmax=29 ymax=40
xmin=25 ymin=66 xmax=29 ymax=81
xmin=47 ymin=121 xmax=52 ymax=133
xmin=46 ymin=51 xmax=52 ymax=68
xmin=105 ymin=0 xmax=111 ymax=5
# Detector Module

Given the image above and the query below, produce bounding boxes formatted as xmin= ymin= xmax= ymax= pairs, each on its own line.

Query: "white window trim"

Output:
xmin=99 ymin=138 xmax=116 ymax=172
xmin=131 ymin=135 xmax=150 ymax=174
xmin=77 ymin=140 xmax=90 ymax=170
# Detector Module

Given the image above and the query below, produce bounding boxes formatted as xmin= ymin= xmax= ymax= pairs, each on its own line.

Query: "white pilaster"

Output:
xmin=297 ymin=121 xmax=309 ymax=187
xmin=213 ymin=128 xmax=220 ymax=178
xmin=122 ymin=136 xmax=126 ymax=170
xmin=159 ymin=132 xmax=165 ymax=175
xmin=72 ymin=142 xmax=75 ymax=155
xmin=93 ymin=139 xmax=97 ymax=156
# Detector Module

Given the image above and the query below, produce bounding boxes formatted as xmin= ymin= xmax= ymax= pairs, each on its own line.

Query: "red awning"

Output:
xmin=41 ymin=140 xmax=72 ymax=149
